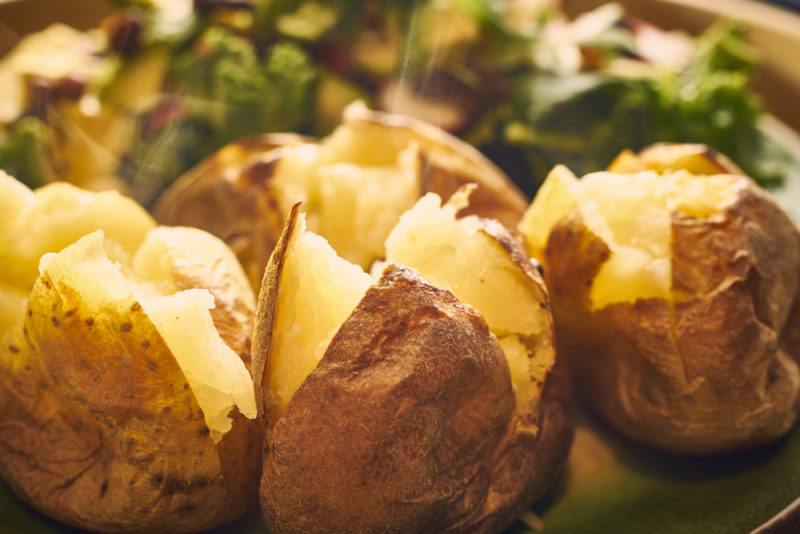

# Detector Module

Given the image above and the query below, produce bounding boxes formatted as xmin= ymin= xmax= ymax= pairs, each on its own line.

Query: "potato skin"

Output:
xmin=154 ymin=134 xmax=310 ymax=288
xmin=544 ymin=178 xmax=800 ymax=454
xmin=0 ymin=232 xmax=260 ymax=532
xmin=253 ymin=209 xmax=573 ymax=533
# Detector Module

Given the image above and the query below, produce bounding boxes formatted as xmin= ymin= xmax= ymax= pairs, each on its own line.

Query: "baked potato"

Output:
xmin=518 ymin=146 xmax=800 ymax=454
xmin=154 ymin=102 xmax=527 ymax=286
xmin=0 ymin=173 xmax=260 ymax=531
xmin=251 ymin=189 xmax=573 ymax=533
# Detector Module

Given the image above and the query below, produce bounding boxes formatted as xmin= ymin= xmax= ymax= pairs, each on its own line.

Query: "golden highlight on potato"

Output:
xmin=0 ymin=174 xmax=260 ymax=532
xmin=154 ymin=103 xmax=528 ymax=287
xmin=519 ymin=144 xmax=800 ymax=454
xmin=252 ymin=191 xmax=573 ymax=533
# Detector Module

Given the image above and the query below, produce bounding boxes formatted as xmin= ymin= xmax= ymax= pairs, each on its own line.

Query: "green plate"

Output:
xmin=2 ymin=407 xmax=799 ymax=534
xmin=3 ymin=119 xmax=800 ymax=533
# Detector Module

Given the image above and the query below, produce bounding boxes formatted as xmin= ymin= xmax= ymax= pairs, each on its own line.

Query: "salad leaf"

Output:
xmin=118 ymin=27 xmax=319 ymax=203
xmin=0 ymin=117 xmax=56 ymax=189
xmin=117 ymin=98 xmax=216 ymax=206
xmin=497 ymin=21 xmax=790 ymax=187
xmin=260 ymin=41 xmax=319 ymax=132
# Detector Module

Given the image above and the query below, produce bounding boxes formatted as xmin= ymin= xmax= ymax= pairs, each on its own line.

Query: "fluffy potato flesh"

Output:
xmin=314 ymin=144 xmax=421 ymax=267
xmin=384 ymin=191 xmax=554 ymax=414
xmin=319 ymin=102 xmax=528 ymax=228
xmin=0 ymin=171 xmax=155 ymax=341
xmin=520 ymin=166 xmax=739 ymax=308
xmin=0 ymin=172 xmax=155 ymax=290
xmin=265 ymin=192 xmax=554 ymax=423
xmin=266 ymin=212 xmax=372 ymax=419
xmin=608 ymin=143 xmax=743 ymax=176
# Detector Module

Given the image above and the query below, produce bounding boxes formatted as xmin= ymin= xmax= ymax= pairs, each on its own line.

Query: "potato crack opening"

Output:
xmin=520 ymin=166 xmax=739 ymax=309
xmin=268 ymin=191 xmax=554 ymax=424
xmin=267 ymin=212 xmax=372 ymax=420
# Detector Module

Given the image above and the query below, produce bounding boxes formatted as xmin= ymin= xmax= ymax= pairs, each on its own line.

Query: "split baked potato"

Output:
xmin=0 ymin=173 xmax=260 ymax=531
xmin=519 ymin=144 xmax=800 ymax=454
xmin=252 ymin=190 xmax=573 ymax=532
xmin=154 ymin=102 xmax=528 ymax=287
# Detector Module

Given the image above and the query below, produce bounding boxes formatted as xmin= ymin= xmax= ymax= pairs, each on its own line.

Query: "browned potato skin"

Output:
xmin=251 ymin=208 xmax=573 ymax=533
xmin=153 ymin=134 xmax=310 ymax=288
xmin=543 ymin=178 xmax=800 ymax=454
xmin=0 ymin=231 xmax=260 ymax=532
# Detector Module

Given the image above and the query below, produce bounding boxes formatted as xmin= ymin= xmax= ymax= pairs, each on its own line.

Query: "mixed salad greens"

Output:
xmin=0 ymin=0 xmax=792 ymax=202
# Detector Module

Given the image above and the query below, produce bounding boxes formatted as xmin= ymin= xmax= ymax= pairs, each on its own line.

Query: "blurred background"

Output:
xmin=0 ymin=0 xmax=799 ymax=203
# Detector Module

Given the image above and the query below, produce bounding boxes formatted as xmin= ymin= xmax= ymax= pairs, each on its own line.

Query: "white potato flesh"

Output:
xmin=519 ymin=168 xmax=739 ymax=308
xmin=518 ymin=165 xmax=581 ymax=261
xmin=384 ymin=192 xmax=552 ymax=409
xmin=264 ymin=136 xmax=421 ymax=269
xmin=385 ymin=193 xmax=546 ymax=337
xmin=39 ymin=232 xmax=256 ymax=441
xmin=270 ymin=143 xmax=321 ymax=221
xmin=268 ymin=213 xmax=373 ymax=419
xmin=0 ymin=282 xmax=28 ymax=342
xmin=316 ymin=144 xmax=421 ymax=268
xmin=140 ymin=290 xmax=256 ymax=442
xmin=0 ymin=175 xmax=155 ymax=289
xmin=316 ymin=107 xmax=417 ymax=168
xmin=497 ymin=334 xmax=553 ymax=413
xmin=131 ymin=225 xmax=255 ymax=310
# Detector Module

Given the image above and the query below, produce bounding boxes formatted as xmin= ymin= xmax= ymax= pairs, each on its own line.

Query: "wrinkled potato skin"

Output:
xmin=252 ymin=209 xmax=572 ymax=533
xmin=0 ymin=233 xmax=260 ymax=531
xmin=544 ymin=179 xmax=800 ymax=454
xmin=154 ymin=134 xmax=310 ymax=288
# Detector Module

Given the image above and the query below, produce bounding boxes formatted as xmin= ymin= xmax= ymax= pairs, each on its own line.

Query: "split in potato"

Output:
xmin=154 ymin=102 xmax=528 ymax=287
xmin=0 ymin=174 xmax=260 ymax=532
xmin=519 ymin=144 xmax=800 ymax=454
xmin=252 ymin=190 xmax=573 ymax=532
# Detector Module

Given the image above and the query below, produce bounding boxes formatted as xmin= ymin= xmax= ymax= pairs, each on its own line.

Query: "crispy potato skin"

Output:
xmin=251 ymin=204 xmax=300 ymax=425
xmin=544 ymin=179 xmax=800 ymax=454
xmin=253 ymin=209 xmax=573 ymax=533
xmin=0 ymin=233 xmax=260 ymax=531
xmin=154 ymin=135 xmax=310 ymax=288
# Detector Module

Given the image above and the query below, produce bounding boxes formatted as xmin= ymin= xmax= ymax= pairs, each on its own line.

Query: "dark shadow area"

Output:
xmin=577 ymin=397 xmax=793 ymax=484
